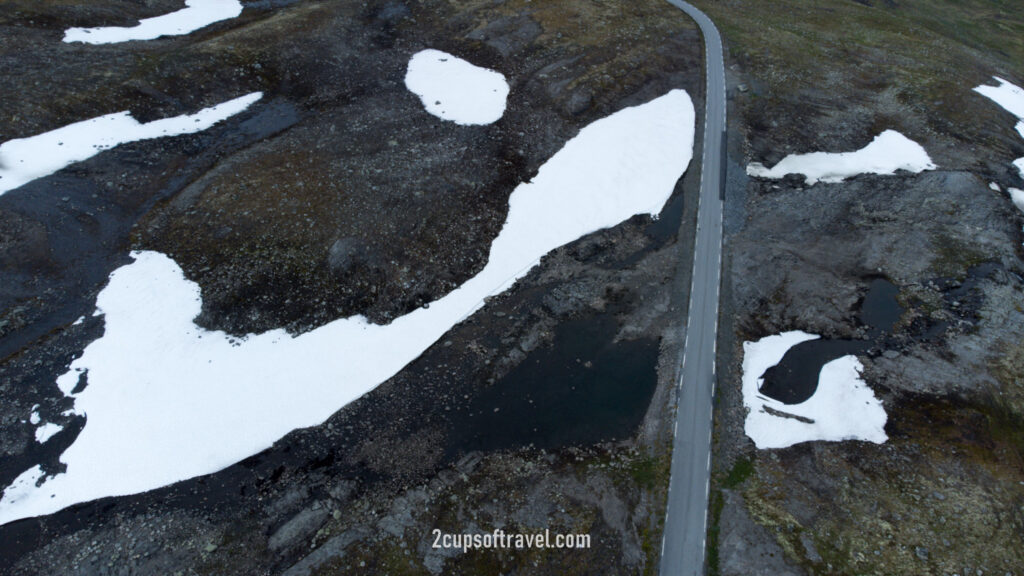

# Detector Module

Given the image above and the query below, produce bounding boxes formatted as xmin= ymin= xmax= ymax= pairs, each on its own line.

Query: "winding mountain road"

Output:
xmin=660 ymin=1 xmax=726 ymax=575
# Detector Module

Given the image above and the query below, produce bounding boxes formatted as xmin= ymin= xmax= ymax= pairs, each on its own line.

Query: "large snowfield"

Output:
xmin=404 ymin=49 xmax=510 ymax=125
xmin=64 ymin=0 xmax=243 ymax=44
xmin=0 ymin=90 xmax=696 ymax=524
xmin=975 ymin=76 xmax=1024 ymax=181
xmin=742 ymin=332 xmax=888 ymax=450
xmin=746 ymin=130 xmax=935 ymax=185
xmin=0 ymin=92 xmax=262 ymax=195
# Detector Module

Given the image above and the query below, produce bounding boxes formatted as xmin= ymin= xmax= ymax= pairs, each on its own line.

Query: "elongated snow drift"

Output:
xmin=64 ymin=0 xmax=243 ymax=44
xmin=746 ymin=130 xmax=935 ymax=185
xmin=0 ymin=92 xmax=262 ymax=195
xmin=0 ymin=90 xmax=696 ymax=524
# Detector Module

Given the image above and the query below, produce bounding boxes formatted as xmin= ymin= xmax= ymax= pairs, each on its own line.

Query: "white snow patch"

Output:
xmin=746 ymin=130 xmax=936 ymax=185
xmin=0 ymin=92 xmax=262 ymax=196
xmin=990 ymin=182 xmax=1002 ymax=192
xmin=0 ymin=90 xmax=695 ymax=524
xmin=1009 ymin=188 xmax=1024 ymax=213
xmin=742 ymin=332 xmax=888 ymax=449
xmin=64 ymin=0 xmax=243 ymax=44
xmin=58 ymin=369 xmax=84 ymax=396
xmin=974 ymin=77 xmax=1024 ymax=119
xmin=975 ymin=77 xmax=1024 ymax=182
xmin=29 ymin=406 xmax=63 ymax=443
xmin=404 ymin=49 xmax=509 ymax=125
xmin=0 ymin=467 xmax=45 ymax=514
xmin=35 ymin=423 xmax=63 ymax=444
xmin=72 ymin=316 xmax=85 ymax=326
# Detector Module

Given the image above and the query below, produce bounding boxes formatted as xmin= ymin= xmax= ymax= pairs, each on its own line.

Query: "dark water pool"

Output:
xmin=757 ymin=338 xmax=865 ymax=404
xmin=861 ymin=277 xmax=903 ymax=335
xmin=758 ymin=278 xmax=904 ymax=405
xmin=445 ymin=312 xmax=659 ymax=456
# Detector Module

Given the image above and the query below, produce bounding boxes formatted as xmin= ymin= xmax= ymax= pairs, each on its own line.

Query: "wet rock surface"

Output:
xmin=0 ymin=0 xmax=703 ymax=574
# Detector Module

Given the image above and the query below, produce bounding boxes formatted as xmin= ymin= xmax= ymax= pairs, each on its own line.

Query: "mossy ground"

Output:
xmin=716 ymin=396 xmax=1024 ymax=576
xmin=693 ymin=0 xmax=1024 ymax=171
xmin=707 ymin=457 xmax=755 ymax=576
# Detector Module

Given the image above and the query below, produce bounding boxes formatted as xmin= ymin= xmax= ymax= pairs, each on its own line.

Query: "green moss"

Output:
xmin=706 ymin=489 xmax=724 ymax=576
xmin=813 ymin=533 xmax=859 ymax=575
xmin=722 ymin=457 xmax=754 ymax=489
xmin=744 ymin=481 xmax=806 ymax=565
xmin=760 ymin=395 xmax=1024 ymax=575
xmin=929 ymin=232 xmax=988 ymax=278
xmin=627 ymin=455 xmax=661 ymax=490
xmin=639 ymin=525 xmax=657 ymax=576
xmin=978 ymin=385 xmax=1024 ymax=460
xmin=896 ymin=285 xmax=943 ymax=317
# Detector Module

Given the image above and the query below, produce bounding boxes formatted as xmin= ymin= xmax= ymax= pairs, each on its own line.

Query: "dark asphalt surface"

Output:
xmin=659 ymin=1 xmax=726 ymax=575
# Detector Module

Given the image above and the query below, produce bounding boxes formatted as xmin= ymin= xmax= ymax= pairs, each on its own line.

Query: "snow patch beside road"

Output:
xmin=0 ymin=90 xmax=696 ymax=525
xmin=404 ymin=49 xmax=509 ymax=125
xmin=746 ymin=130 xmax=935 ymax=185
xmin=0 ymin=92 xmax=262 ymax=196
xmin=64 ymin=0 xmax=243 ymax=44
xmin=742 ymin=332 xmax=888 ymax=449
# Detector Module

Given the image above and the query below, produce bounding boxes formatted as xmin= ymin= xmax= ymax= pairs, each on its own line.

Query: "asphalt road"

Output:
xmin=659 ymin=1 xmax=726 ymax=575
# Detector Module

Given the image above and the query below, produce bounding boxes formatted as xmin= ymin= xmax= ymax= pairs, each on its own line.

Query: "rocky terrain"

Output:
xmin=4 ymin=0 xmax=1022 ymax=574
xmin=701 ymin=0 xmax=1024 ymax=574
xmin=0 ymin=0 xmax=705 ymax=574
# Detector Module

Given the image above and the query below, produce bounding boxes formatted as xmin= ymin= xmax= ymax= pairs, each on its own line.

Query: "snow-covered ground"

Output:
xmin=1010 ymin=188 xmax=1024 ymax=213
xmin=975 ymin=76 xmax=1024 ymax=118
xmin=0 ymin=92 xmax=262 ymax=196
xmin=742 ymin=332 xmax=888 ymax=450
xmin=404 ymin=49 xmax=509 ymax=125
xmin=28 ymin=407 xmax=62 ymax=443
xmin=975 ymin=77 xmax=1024 ymax=180
xmin=0 ymin=90 xmax=696 ymax=524
xmin=746 ymin=130 xmax=935 ymax=185
xmin=34 ymin=423 xmax=63 ymax=444
xmin=64 ymin=0 xmax=243 ymax=44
